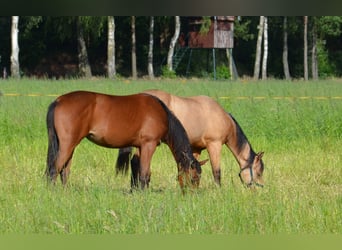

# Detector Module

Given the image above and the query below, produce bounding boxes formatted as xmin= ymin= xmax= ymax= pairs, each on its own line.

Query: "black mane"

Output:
xmin=153 ymin=96 xmax=201 ymax=173
xmin=228 ymin=113 xmax=256 ymax=165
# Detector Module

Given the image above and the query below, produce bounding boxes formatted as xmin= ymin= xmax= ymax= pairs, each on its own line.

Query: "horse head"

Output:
xmin=177 ymin=152 xmax=208 ymax=189
xmin=239 ymin=152 xmax=264 ymax=188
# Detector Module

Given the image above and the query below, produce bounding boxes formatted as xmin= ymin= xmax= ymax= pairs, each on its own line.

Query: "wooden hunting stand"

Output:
xmin=174 ymin=16 xmax=237 ymax=79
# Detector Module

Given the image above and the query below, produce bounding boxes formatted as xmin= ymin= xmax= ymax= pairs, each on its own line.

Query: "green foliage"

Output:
xmin=212 ymin=65 xmax=231 ymax=79
xmin=45 ymin=17 xmax=76 ymax=43
xmin=310 ymin=16 xmax=342 ymax=79
xmin=317 ymin=40 xmax=336 ymax=78
xmin=286 ymin=16 xmax=300 ymax=34
xmin=234 ymin=17 xmax=254 ymax=41
xmin=199 ymin=16 xmax=211 ymax=35
xmin=315 ymin=16 xmax=342 ymax=37
xmin=161 ymin=66 xmax=177 ymax=79
xmin=79 ymin=16 xmax=106 ymax=38
xmin=21 ymin=16 xmax=43 ymax=38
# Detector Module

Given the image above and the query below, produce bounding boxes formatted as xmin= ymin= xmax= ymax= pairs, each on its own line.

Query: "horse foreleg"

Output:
xmin=207 ymin=142 xmax=223 ymax=186
xmin=139 ymin=143 xmax=156 ymax=189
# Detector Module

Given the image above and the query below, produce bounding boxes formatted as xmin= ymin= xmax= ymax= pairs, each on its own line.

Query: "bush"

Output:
xmin=161 ymin=66 xmax=177 ymax=79
xmin=211 ymin=65 xmax=231 ymax=80
xmin=318 ymin=40 xmax=336 ymax=78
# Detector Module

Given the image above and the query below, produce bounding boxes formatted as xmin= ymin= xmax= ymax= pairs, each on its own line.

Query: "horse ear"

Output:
xmin=199 ymin=159 xmax=209 ymax=166
xmin=177 ymin=163 xmax=182 ymax=171
xmin=257 ymin=152 xmax=264 ymax=160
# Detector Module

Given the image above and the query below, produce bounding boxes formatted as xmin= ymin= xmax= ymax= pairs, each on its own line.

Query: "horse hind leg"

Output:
xmin=59 ymin=153 xmax=74 ymax=185
xmin=54 ymin=142 xmax=76 ymax=186
xmin=130 ymin=151 xmax=140 ymax=189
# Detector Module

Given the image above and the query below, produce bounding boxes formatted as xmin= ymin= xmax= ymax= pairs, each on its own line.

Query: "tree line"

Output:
xmin=1 ymin=16 xmax=342 ymax=80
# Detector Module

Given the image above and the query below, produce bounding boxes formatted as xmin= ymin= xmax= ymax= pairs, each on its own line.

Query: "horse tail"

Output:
xmin=115 ymin=147 xmax=133 ymax=175
xmin=153 ymin=96 xmax=201 ymax=174
xmin=46 ymin=100 xmax=59 ymax=182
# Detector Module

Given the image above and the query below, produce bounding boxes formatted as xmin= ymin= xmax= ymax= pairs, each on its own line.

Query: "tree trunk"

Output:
xmin=10 ymin=16 xmax=20 ymax=78
xmin=282 ymin=16 xmax=291 ymax=80
xmin=311 ymin=24 xmax=318 ymax=80
xmin=131 ymin=16 xmax=137 ymax=79
xmin=148 ymin=16 xmax=154 ymax=80
xmin=253 ymin=16 xmax=264 ymax=80
xmin=304 ymin=16 xmax=309 ymax=81
xmin=167 ymin=16 xmax=180 ymax=72
xmin=77 ymin=17 xmax=92 ymax=78
xmin=107 ymin=16 xmax=116 ymax=79
xmin=262 ymin=17 xmax=268 ymax=80
xmin=226 ymin=48 xmax=233 ymax=80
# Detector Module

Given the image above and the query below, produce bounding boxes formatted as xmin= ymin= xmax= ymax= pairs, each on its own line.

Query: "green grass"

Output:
xmin=0 ymin=78 xmax=341 ymax=234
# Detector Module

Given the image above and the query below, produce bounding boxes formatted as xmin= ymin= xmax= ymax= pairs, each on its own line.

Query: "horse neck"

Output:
xmin=229 ymin=140 xmax=255 ymax=169
xmin=226 ymin=114 xmax=256 ymax=169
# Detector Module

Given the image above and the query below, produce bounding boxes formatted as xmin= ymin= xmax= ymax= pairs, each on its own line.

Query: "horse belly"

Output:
xmin=187 ymin=121 xmax=227 ymax=149
xmin=87 ymin=124 xmax=161 ymax=149
xmin=87 ymin=128 xmax=136 ymax=148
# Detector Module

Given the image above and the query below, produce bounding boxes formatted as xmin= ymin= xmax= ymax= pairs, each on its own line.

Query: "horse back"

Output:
xmin=180 ymin=95 xmax=232 ymax=143
xmin=53 ymin=91 xmax=168 ymax=148
xmin=143 ymin=90 xmax=232 ymax=147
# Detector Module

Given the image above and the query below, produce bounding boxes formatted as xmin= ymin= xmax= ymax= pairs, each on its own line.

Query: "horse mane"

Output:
xmin=227 ymin=113 xmax=256 ymax=165
xmin=152 ymin=96 xmax=199 ymax=172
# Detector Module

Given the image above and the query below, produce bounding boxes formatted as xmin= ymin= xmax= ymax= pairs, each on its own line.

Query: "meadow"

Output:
xmin=0 ymin=78 xmax=341 ymax=234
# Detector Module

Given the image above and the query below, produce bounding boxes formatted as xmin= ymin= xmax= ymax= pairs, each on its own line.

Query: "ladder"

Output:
xmin=172 ymin=47 xmax=190 ymax=71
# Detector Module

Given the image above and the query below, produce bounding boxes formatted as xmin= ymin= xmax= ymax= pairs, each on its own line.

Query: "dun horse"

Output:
xmin=116 ymin=89 xmax=264 ymax=188
xmin=46 ymin=91 xmax=204 ymax=190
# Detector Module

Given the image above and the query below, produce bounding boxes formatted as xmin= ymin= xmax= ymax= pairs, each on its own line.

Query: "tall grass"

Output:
xmin=0 ymin=78 xmax=341 ymax=234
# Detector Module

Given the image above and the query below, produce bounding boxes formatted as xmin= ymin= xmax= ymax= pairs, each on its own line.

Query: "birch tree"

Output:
xmin=167 ymin=16 xmax=180 ymax=72
xmin=311 ymin=23 xmax=318 ymax=80
xmin=226 ymin=49 xmax=233 ymax=80
xmin=147 ymin=16 xmax=154 ymax=79
xmin=253 ymin=16 xmax=264 ymax=80
xmin=10 ymin=16 xmax=20 ymax=78
xmin=131 ymin=16 xmax=137 ymax=79
xmin=107 ymin=16 xmax=116 ymax=79
xmin=261 ymin=16 xmax=268 ymax=80
xmin=303 ymin=16 xmax=308 ymax=81
xmin=77 ymin=17 xmax=92 ymax=78
xmin=282 ymin=17 xmax=291 ymax=80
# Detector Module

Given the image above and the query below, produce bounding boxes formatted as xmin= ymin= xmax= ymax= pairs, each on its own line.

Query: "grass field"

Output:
xmin=0 ymin=78 xmax=341 ymax=234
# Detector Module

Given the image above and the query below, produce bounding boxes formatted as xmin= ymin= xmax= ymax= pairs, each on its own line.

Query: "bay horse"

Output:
xmin=45 ymin=91 xmax=204 ymax=190
xmin=116 ymin=89 xmax=264 ymax=188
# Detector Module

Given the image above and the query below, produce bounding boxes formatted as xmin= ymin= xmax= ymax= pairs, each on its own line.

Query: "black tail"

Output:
xmin=115 ymin=147 xmax=133 ymax=175
xmin=46 ymin=100 xmax=59 ymax=181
